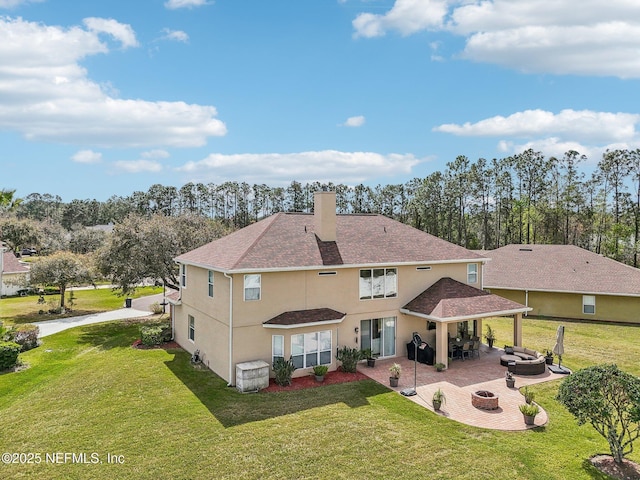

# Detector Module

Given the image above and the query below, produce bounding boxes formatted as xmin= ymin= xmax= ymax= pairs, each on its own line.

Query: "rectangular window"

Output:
xmin=272 ymin=335 xmax=284 ymax=365
xmin=467 ymin=263 xmax=478 ymax=284
xmin=208 ymin=270 xmax=214 ymax=298
xmin=181 ymin=264 xmax=187 ymax=288
xmin=359 ymin=268 xmax=397 ymax=300
xmin=291 ymin=331 xmax=332 ymax=369
xmin=583 ymin=295 xmax=595 ymax=315
xmin=244 ymin=274 xmax=261 ymax=301
xmin=188 ymin=315 xmax=195 ymax=342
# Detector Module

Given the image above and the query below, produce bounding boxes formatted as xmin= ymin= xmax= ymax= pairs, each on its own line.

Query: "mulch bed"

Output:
xmin=590 ymin=455 xmax=640 ymax=480
xmin=261 ymin=370 xmax=369 ymax=393
xmin=132 ymin=339 xmax=181 ymax=350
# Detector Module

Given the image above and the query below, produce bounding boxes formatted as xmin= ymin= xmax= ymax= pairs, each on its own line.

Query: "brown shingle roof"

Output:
xmin=263 ymin=308 xmax=345 ymax=327
xmin=176 ymin=213 xmax=483 ymax=271
xmin=402 ymin=277 xmax=529 ymax=321
xmin=483 ymin=244 xmax=640 ymax=296
xmin=2 ymin=252 xmax=29 ymax=274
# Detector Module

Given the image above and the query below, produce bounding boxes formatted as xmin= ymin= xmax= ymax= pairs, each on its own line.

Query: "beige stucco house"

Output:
xmin=483 ymin=244 xmax=640 ymax=324
xmin=171 ymin=192 xmax=529 ymax=385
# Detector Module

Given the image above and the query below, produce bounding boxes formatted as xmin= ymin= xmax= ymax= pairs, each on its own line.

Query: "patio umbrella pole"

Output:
xmin=401 ymin=335 xmax=419 ymax=396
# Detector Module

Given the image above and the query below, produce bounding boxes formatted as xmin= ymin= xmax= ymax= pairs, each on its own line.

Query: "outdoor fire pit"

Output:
xmin=471 ymin=390 xmax=499 ymax=410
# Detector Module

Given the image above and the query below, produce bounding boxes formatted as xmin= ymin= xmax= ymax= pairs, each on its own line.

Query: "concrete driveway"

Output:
xmin=33 ymin=306 xmax=153 ymax=337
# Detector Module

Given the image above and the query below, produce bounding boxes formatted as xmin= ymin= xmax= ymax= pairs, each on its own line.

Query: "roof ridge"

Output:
xmin=231 ymin=213 xmax=285 ymax=269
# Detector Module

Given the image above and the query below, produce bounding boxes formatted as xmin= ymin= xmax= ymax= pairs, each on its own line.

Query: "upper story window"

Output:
xmin=208 ymin=270 xmax=214 ymax=298
xmin=244 ymin=274 xmax=261 ymax=301
xmin=181 ymin=264 xmax=187 ymax=288
xmin=359 ymin=268 xmax=397 ymax=300
xmin=583 ymin=295 xmax=595 ymax=315
xmin=467 ymin=263 xmax=478 ymax=284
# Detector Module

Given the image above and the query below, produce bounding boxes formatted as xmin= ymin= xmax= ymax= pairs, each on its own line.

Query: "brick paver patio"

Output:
xmin=358 ymin=345 xmax=568 ymax=431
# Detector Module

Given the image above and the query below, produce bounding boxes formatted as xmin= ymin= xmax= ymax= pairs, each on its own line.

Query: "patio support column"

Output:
xmin=435 ymin=321 xmax=448 ymax=369
xmin=476 ymin=318 xmax=483 ymax=340
xmin=513 ymin=313 xmax=523 ymax=346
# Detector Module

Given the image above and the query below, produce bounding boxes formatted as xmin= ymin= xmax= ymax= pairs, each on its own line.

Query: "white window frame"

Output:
xmin=188 ymin=315 xmax=195 ymax=342
xmin=583 ymin=295 xmax=596 ymax=315
xmin=359 ymin=268 xmax=397 ymax=300
xmin=244 ymin=274 xmax=261 ymax=301
xmin=467 ymin=263 xmax=478 ymax=284
xmin=272 ymin=335 xmax=284 ymax=366
xmin=291 ymin=330 xmax=332 ymax=369
xmin=208 ymin=270 xmax=214 ymax=298
xmin=181 ymin=264 xmax=187 ymax=288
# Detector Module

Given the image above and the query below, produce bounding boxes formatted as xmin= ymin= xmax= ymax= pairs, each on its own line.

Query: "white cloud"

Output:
xmin=71 ymin=149 xmax=102 ymax=164
xmin=176 ymin=150 xmax=422 ymax=185
xmin=0 ymin=17 xmax=226 ymax=148
xmin=113 ymin=160 xmax=163 ymax=173
xmin=141 ymin=149 xmax=170 ymax=159
xmin=342 ymin=115 xmax=365 ymax=127
xmin=83 ymin=18 xmax=139 ymax=49
xmin=434 ymin=109 xmax=640 ymax=143
xmin=160 ymin=28 xmax=189 ymax=43
xmin=353 ymin=0 xmax=448 ymax=38
xmin=353 ymin=0 xmax=640 ymax=78
xmin=0 ymin=0 xmax=43 ymax=8
xmin=165 ymin=0 xmax=211 ymax=10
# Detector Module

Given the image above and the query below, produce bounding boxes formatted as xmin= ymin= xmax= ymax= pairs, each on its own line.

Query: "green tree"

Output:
xmin=0 ymin=189 xmax=22 ymax=212
xmin=0 ymin=217 xmax=41 ymax=253
xmin=557 ymin=364 xmax=640 ymax=464
xmin=29 ymin=252 xmax=92 ymax=309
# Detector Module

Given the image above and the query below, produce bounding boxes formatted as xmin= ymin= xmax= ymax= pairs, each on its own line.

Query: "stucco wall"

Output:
xmin=488 ymin=288 xmax=640 ymax=324
xmin=175 ymin=261 xmax=482 ymax=383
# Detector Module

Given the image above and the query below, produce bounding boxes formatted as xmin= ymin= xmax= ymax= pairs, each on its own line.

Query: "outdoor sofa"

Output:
xmin=500 ymin=346 xmax=546 ymax=375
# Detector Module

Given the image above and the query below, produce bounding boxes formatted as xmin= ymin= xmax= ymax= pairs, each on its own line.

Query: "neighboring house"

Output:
xmin=1 ymin=250 xmax=30 ymax=297
xmin=171 ymin=192 xmax=529 ymax=384
xmin=483 ymin=244 xmax=640 ymax=324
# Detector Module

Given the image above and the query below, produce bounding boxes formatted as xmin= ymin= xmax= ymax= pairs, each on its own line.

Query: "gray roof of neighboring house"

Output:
xmin=175 ymin=212 xmax=484 ymax=271
xmin=402 ymin=277 xmax=529 ymax=321
xmin=482 ymin=244 xmax=640 ymax=296
xmin=2 ymin=251 xmax=30 ymax=274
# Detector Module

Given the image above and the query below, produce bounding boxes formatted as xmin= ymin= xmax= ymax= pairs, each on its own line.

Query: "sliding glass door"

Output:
xmin=360 ymin=317 xmax=396 ymax=357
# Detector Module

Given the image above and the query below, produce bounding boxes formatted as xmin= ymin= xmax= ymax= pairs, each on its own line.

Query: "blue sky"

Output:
xmin=1 ymin=0 xmax=639 ymax=201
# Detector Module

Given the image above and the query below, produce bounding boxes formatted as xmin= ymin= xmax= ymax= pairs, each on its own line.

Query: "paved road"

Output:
xmin=33 ymin=302 xmax=158 ymax=338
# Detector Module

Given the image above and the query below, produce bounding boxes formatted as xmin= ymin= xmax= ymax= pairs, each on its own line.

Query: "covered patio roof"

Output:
xmin=400 ymin=277 xmax=530 ymax=322
xmin=263 ymin=307 xmax=346 ymax=329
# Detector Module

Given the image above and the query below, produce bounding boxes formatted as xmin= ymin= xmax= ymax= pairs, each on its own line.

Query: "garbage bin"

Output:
xmin=125 ymin=298 xmax=132 ymax=308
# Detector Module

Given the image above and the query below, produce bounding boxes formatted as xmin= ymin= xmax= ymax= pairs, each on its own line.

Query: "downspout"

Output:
xmin=525 ymin=290 xmax=529 ymax=317
xmin=224 ymin=272 xmax=234 ymax=386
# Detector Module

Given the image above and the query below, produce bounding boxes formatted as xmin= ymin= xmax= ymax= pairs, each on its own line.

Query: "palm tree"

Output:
xmin=0 ymin=189 xmax=22 ymax=211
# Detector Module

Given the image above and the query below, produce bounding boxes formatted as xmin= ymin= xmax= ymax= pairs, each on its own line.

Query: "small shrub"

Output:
xmin=519 ymin=403 xmax=540 ymax=416
xmin=336 ymin=346 xmax=363 ymax=373
xmin=522 ymin=385 xmax=535 ymax=404
xmin=389 ymin=363 xmax=401 ymax=379
xmin=273 ymin=357 xmax=296 ymax=386
xmin=0 ymin=342 xmax=21 ymax=370
xmin=12 ymin=324 xmax=40 ymax=352
xmin=149 ymin=302 xmax=164 ymax=315
xmin=139 ymin=322 xmax=171 ymax=346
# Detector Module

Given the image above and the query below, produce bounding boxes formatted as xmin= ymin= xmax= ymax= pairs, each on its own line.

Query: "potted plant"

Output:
xmin=313 ymin=364 xmax=328 ymax=382
xmin=545 ymin=350 xmax=554 ymax=365
xmin=522 ymin=385 xmax=535 ymax=404
xmin=434 ymin=362 xmax=445 ymax=372
xmin=505 ymin=371 xmax=515 ymax=388
xmin=361 ymin=348 xmax=376 ymax=367
xmin=389 ymin=363 xmax=401 ymax=387
xmin=519 ymin=403 xmax=540 ymax=425
xmin=432 ymin=388 xmax=446 ymax=410
xmin=484 ymin=325 xmax=496 ymax=348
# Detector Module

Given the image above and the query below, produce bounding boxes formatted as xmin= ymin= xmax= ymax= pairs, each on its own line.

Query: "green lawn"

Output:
xmin=0 ymin=286 xmax=163 ymax=325
xmin=0 ymin=317 xmax=638 ymax=480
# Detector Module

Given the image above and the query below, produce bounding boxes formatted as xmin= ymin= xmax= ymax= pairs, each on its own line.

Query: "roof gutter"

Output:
xmin=224 ymin=272 xmax=234 ymax=387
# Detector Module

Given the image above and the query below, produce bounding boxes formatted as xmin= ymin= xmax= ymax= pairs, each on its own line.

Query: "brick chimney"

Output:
xmin=314 ymin=191 xmax=336 ymax=242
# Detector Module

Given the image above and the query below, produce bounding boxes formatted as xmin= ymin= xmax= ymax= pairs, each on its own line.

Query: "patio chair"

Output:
xmin=460 ymin=342 xmax=471 ymax=361
xmin=471 ymin=340 xmax=480 ymax=358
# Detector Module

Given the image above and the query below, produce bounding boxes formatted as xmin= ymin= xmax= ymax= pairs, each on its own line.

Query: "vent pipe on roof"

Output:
xmin=314 ymin=191 xmax=336 ymax=242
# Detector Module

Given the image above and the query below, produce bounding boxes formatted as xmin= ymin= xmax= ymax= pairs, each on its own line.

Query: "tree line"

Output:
xmin=4 ymin=147 xmax=640 ymax=267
